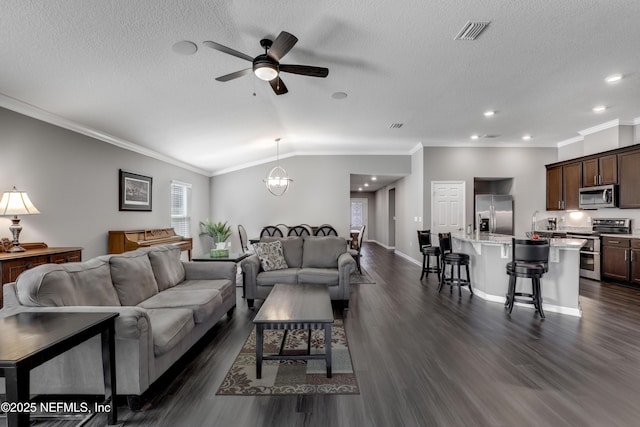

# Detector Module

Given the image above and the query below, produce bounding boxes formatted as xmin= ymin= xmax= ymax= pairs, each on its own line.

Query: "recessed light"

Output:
xmin=172 ymin=40 xmax=198 ymax=55
xmin=522 ymin=134 xmax=532 ymax=141
xmin=471 ymin=134 xmax=479 ymax=140
xmin=593 ymin=105 xmax=607 ymax=113
xmin=358 ymin=187 xmax=363 ymax=191
xmin=483 ymin=110 xmax=495 ymax=117
xmin=364 ymin=183 xmax=369 ymax=187
xmin=605 ymin=74 xmax=622 ymax=84
xmin=332 ymin=92 xmax=348 ymax=100
xmin=371 ymin=176 xmax=377 ymax=181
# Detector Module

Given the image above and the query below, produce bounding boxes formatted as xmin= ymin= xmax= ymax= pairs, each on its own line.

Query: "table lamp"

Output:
xmin=0 ymin=187 xmax=40 ymax=252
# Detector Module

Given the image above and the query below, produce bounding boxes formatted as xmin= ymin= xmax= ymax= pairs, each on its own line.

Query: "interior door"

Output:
xmin=350 ymin=198 xmax=369 ymax=241
xmin=431 ymin=181 xmax=466 ymax=243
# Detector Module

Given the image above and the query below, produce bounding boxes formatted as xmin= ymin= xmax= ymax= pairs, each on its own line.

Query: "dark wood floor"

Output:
xmin=10 ymin=243 xmax=640 ymax=426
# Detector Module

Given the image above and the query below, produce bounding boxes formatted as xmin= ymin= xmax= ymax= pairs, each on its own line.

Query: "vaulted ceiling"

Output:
xmin=2 ymin=1 xmax=640 ymax=176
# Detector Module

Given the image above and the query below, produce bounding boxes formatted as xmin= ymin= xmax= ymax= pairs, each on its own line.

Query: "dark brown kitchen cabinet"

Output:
xmin=602 ymin=237 xmax=631 ymax=282
xmin=631 ymin=240 xmax=640 ymax=286
xmin=546 ymin=166 xmax=563 ymax=210
xmin=582 ymin=154 xmax=617 ymax=187
xmin=618 ymin=150 xmax=640 ymax=208
xmin=546 ymin=162 xmax=581 ymax=211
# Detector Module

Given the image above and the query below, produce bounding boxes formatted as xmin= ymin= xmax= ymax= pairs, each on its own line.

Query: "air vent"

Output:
xmin=482 ymin=134 xmax=501 ymax=139
xmin=454 ymin=21 xmax=490 ymax=40
xmin=389 ymin=123 xmax=404 ymax=129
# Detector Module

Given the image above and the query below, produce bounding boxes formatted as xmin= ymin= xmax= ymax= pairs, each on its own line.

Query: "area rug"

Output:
xmin=217 ymin=319 xmax=359 ymax=395
xmin=350 ymin=267 xmax=375 ymax=284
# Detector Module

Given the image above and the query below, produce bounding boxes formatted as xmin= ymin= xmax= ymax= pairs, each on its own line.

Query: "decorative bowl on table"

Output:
xmin=210 ymin=248 xmax=229 ymax=258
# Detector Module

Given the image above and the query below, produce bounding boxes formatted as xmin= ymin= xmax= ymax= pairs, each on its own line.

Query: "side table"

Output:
xmin=0 ymin=312 xmax=119 ymax=427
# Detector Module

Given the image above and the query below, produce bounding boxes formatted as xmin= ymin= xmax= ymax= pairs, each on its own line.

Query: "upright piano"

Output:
xmin=108 ymin=228 xmax=192 ymax=260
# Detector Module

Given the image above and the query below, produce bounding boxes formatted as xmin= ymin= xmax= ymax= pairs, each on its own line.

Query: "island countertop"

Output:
xmin=451 ymin=231 xmax=585 ymax=249
xmin=449 ymin=232 xmax=583 ymax=316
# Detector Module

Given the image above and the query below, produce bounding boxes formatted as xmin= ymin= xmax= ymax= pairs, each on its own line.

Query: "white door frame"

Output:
xmin=430 ymin=180 xmax=466 ymax=237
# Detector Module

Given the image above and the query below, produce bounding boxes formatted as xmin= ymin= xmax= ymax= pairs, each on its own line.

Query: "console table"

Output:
xmin=0 ymin=244 xmax=82 ymax=308
xmin=0 ymin=312 xmax=119 ymax=427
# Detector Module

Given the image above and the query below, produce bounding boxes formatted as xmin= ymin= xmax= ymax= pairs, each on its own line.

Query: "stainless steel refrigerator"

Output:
xmin=475 ymin=195 xmax=513 ymax=235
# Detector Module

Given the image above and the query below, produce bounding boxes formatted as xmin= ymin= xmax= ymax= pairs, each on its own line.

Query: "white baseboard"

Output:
xmin=394 ymin=250 xmax=421 ymax=266
xmin=369 ymin=240 xmax=395 ymax=250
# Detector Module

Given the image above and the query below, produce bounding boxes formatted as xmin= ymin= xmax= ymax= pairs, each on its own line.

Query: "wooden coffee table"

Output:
xmin=253 ymin=283 xmax=334 ymax=379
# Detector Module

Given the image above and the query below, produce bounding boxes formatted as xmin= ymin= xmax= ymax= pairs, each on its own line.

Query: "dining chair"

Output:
xmin=238 ymin=224 xmax=249 ymax=252
xmin=287 ymin=225 xmax=311 ymax=236
xmin=260 ymin=226 xmax=283 ymax=238
xmin=315 ymin=224 xmax=338 ymax=236
xmin=275 ymin=223 xmax=289 ymax=237
xmin=348 ymin=225 xmax=366 ymax=273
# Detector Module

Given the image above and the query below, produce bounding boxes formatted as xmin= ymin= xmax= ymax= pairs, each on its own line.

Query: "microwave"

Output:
xmin=578 ymin=184 xmax=618 ymax=209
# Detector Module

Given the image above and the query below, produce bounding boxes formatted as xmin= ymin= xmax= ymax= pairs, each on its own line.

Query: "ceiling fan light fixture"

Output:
xmin=254 ymin=62 xmax=278 ymax=81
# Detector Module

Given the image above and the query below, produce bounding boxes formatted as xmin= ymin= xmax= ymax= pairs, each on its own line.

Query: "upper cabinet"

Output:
xmin=582 ymin=154 xmax=617 ymax=187
xmin=618 ymin=150 xmax=640 ymax=209
xmin=546 ymin=162 xmax=581 ymax=211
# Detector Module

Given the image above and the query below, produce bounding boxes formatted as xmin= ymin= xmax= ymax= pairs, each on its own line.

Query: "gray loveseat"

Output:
xmin=241 ymin=236 xmax=356 ymax=309
xmin=0 ymin=244 xmax=236 ymax=407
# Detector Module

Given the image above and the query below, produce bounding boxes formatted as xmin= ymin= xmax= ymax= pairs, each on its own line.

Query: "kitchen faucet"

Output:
xmin=531 ymin=210 xmax=539 ymax=233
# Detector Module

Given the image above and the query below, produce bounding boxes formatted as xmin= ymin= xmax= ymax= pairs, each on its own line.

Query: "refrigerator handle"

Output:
xmin=489 ymin=205 xmax=496 ymax=233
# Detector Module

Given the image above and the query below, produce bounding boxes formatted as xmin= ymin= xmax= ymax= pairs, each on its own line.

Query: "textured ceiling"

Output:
xmin=2 ymin=1 xmax=640 ymax=176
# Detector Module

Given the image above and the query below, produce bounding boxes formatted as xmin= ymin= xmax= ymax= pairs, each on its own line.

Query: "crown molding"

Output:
xmin=211 ymin=150 xmax=413 ymax=176
xmin=579 ymin=119 xmax=623 ymax=136
xmin=0 ymin=92 xmax=210 ymax=176
xmin=409 ymin=142 xmax=423 ymax=155
xmin=557 ymin=136 xmax=584 ymax=147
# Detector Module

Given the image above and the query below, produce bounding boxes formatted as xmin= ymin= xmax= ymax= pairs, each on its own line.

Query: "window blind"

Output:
xmin=170 ymin=180 xmax=192 ymax=238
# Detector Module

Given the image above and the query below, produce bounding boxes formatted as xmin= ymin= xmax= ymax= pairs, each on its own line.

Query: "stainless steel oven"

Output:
xmin=566 ymin=232 xmax=601 ymax=280
xmin=570 ymin=218 xmax=633 ymax=282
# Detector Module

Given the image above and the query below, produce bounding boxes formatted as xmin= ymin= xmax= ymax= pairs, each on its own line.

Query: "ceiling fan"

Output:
xmin=203 ymin=31 xmax=329 ymax=95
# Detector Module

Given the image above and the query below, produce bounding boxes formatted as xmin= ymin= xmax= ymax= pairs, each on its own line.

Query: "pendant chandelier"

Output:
xmin=263 ymin=138 xmax=293 ymax=196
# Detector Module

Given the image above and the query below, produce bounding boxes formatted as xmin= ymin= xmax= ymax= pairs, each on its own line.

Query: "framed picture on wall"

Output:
xmin=119 ymin=169 xmax=152 ymax=211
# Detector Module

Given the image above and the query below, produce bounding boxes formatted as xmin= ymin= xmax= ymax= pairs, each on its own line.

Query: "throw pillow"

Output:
xmin=254 ymin=240 xmax=289 ymax=271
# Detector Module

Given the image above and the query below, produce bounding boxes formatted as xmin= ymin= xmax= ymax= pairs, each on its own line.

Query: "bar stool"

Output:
xmin=438 ymin=232 xmax=472 ymax=297
xmin=417 ymin=230 xmax=441 ymax=280
xmin=505 ymin=238 xmax=549 ymax=318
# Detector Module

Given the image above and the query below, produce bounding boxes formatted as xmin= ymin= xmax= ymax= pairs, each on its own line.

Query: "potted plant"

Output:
xmin=200 ymin=219 xmax=232 ymax=256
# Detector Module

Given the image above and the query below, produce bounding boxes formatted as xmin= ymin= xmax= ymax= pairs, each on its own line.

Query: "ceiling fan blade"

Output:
xmin=268 ymin=31 xmax=298 ymax=61
xmin=269 ymin=77 xmax=288 ymax=95
xmin=203 ymin=41 xmax=253 ymax=62
xmin=280 ymin=64 xmax=329 ymax=78
xmin=215 ymin=68 xmax=253 ymax=82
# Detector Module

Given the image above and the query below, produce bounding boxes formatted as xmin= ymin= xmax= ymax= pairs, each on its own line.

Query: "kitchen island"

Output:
xmin=451 ymin=232 xmax=585 ymax=317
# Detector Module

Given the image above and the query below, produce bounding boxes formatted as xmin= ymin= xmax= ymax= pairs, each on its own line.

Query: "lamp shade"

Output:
xmin=0 ymin=187 xmax=40 ymax=216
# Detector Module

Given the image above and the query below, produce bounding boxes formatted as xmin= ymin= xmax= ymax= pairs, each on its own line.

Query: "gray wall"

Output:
xmin=393 ymin=147 xmax=424 ymax=261
xmin=0 ymin=107 xmax=210 ymax=259
xmin=423 ymin=147 xmax=558 ymax=238
xmin=210 ymin=155 xmax=411 ymax=250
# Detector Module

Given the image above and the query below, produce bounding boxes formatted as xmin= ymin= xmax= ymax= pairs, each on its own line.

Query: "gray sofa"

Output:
xmin=241 ymin=236 xmax=356 ymax=309
xmin=0 ymin=244 xmax=236 ymax=406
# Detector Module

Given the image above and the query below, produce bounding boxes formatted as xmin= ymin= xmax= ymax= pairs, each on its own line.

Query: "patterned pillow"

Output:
xmin=254 ymin=240 xmax=289 ymax=271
